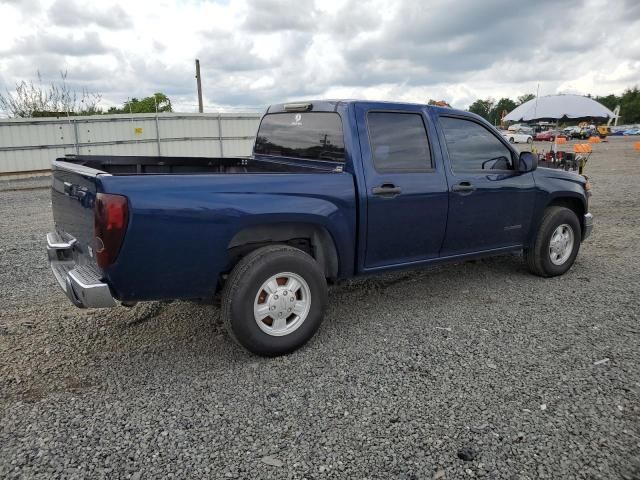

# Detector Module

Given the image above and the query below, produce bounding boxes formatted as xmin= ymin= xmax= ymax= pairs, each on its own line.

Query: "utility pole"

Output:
xmin=195 ymin=59 xmax=203 ymax=113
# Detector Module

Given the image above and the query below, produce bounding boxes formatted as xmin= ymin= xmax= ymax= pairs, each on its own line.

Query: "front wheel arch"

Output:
xmin=544 ymin=196 xmax=586 ymax=238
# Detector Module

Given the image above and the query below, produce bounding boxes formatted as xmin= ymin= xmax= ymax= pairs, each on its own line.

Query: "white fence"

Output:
xmin=0 ymin=112 xmax=262 ymax=176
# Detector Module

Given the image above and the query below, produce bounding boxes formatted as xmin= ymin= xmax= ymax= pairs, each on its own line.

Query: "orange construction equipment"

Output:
xmin=634 ymin=142 xmax=640 ymax=151
xmin=556 ymin=137 xmax=567 ymax=144
xmin=588 ymin=136 xmax=601 ymax=143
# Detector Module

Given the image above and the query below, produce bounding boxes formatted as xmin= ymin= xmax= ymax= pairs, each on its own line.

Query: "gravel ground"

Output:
xmin=1 ymin=137 xmax=639 ymax=479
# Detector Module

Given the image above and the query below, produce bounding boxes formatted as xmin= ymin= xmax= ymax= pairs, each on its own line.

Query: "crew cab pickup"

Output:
xmin=47 ymin=100 xmax=593 ymax=356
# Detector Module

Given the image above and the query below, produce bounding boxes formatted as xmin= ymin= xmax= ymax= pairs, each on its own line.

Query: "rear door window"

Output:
xmin=367 ymin=112 xmax=432 ymax=172
xmin=254 ymin=112 xmax=345 ymax=162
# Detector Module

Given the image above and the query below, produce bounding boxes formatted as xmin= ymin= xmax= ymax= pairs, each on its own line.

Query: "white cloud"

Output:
xmin=0 ymin=0 xmax=638 ymax=114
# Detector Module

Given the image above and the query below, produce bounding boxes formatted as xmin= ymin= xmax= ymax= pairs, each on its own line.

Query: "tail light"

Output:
xmin=94 ymin=193 xmax=129 ymax=268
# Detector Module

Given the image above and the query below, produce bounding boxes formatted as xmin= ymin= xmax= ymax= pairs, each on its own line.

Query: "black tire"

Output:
xmin=527 ymin=137 xmax=533 ymax=144
xmin=524 ymin=206 xmax=581 ymax=277
xmin=509 ymin=137 xmax=515 ymax=143
xmin=221 ymin=245 xmax=327 ymax=356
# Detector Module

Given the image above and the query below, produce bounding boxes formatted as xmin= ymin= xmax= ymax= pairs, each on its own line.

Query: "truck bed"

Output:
xmin=60 ymin=154 xmax=338 ymax=175
xmin=49 ymin=153 xmax=356 ymax=303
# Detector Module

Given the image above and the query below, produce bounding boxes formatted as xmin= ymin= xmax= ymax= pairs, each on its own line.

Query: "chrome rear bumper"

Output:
xmin=46 ymin=232 xmax=117 ymax=308
xmin=583 ymin=213 xmax=594 ymax=240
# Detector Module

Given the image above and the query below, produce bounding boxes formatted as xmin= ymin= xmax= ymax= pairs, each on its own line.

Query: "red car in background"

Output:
xmin=534 ymin=130 xmax=569 ymax=141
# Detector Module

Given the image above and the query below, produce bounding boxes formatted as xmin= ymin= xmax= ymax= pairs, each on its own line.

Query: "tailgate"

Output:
xmin=51 ymin=161 xmax=103 ymax=267
xmin=47 ymin=161 xmax=117 ymax=308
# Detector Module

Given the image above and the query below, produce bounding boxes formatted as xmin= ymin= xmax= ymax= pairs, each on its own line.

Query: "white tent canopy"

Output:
xmin=504 ymin=94 xmax=616 ymax=122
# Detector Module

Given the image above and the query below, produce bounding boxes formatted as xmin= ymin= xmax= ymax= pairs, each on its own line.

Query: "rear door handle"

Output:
xmin=372 ymin=184 xmax=402 ymax=197
xmin=451 ymin=182 xmax=476 ymax=194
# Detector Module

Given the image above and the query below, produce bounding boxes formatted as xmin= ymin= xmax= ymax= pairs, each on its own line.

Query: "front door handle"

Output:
xmin=451 ymin=182 xmax=476 ymax=194
xmin=372 ymin=183 xmax=402 ymax=197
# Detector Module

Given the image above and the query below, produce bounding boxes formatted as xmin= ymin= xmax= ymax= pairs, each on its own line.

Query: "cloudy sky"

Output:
xmin=0 ymin=0 xmax=638 ymax=114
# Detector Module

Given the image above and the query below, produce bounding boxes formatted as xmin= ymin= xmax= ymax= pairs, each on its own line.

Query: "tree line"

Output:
xmin=0 ymin=72 xmax=172 ymax=118
xmin=467 ymin=88 xmax=640 ymax=125
xmin=2 ymin=72 xmax=639 ymax=124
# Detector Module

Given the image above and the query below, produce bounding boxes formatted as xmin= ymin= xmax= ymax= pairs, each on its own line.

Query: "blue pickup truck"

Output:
xmin=47 ymin=100 xmax=593 ymax=355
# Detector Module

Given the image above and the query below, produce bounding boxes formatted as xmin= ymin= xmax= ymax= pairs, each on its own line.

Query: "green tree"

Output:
xmin=108 ymin=92 xmax=172 ymax=114
xmin=594 ymin=93 xmax=618 ymax=112
xmin=489 ymin=97 xmax=517 ymax=125
xmin=468 ymin=98 xmax=494 ymax=120
xmin=619 ymin=87 xmax=640 ymax=124
xmin=517 ymin=93 xmax=536 ymax=105
xmin=0 ymin=71 xmax=102 ymax=118
xmin=595 ymin=87 xmax=640 ymax=124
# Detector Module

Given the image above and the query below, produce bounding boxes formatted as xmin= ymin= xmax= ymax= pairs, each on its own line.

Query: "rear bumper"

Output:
xmin=46 ymin=232 xmax=117 ymax=308
xmin=583 ymin=213 xmax=594 ymax=240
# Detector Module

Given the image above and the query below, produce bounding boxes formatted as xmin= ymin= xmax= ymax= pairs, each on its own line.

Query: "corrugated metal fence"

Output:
xmin=0 ymin=112 xmax=262 ymax=176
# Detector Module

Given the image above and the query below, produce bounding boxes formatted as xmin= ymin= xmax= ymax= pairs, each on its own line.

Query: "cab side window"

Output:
xmin=367 ymin=112 xmax=433 ymax=172
xmin=440 ymin=117 xmax=513 ymax=172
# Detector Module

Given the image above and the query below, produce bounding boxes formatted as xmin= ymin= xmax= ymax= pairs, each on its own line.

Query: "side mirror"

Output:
xmin=519 ymin=151 xmax=538 ymax=173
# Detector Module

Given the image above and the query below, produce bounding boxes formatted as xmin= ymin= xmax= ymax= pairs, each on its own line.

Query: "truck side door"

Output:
xmin=437 ymin=114 xmax=537 ymax=256
xmin=355 ymin=104 xmax=449 ymax=269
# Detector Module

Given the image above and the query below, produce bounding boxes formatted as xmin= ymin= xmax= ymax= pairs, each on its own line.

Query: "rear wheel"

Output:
xmin=509 ymin=137 xmax=515 ymax=143
xmin=221 ymin=245 xmax=327 ymax=356
xmin=527 ymin=137 xmax=533 ymax=144
xmin=524 ymin=206 xmax=581 ymax=277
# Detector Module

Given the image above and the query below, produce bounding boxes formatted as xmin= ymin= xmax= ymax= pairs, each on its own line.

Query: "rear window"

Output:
xmin=254 ymin=112 xmax=345 ymax=162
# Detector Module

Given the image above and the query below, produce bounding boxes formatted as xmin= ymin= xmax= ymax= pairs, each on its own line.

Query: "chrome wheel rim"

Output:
xmin=549 ymin=224 xmax=574 ymax=265
xmin=253 ymin=272 xmax=311 ymax=336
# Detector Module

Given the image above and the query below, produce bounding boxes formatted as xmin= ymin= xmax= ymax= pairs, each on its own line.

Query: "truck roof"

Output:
xmin=266 ymin=99 xmax=470 ymax=118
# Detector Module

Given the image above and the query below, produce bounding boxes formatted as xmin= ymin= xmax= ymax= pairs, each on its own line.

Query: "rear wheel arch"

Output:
xmin=227 ymin=223 xmax=340 ymax=280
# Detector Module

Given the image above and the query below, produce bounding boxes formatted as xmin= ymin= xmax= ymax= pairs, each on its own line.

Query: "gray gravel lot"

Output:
xmin=1 ymin=137 xmax=639 ymax=479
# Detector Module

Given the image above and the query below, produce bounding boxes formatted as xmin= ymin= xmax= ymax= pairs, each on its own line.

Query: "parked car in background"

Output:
xmin=508 ymin=124 xmax=534 ymax=135
xmin=46 ymin=100 xmax=593 ymax=356
xmin=535 ymin=130 xmax=557 ymax=141
xmin=571 ymin=128 xmax=597 ymax=139
xmin=502 ymin=130 xmax=533 ymax=144
xmin=562 ymin=126 xmax=581 ymax=137
xmin=534 ymin=130 xmax=569 ymax=142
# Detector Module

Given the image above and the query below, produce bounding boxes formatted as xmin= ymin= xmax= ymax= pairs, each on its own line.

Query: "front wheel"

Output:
xmin=527 ymin=137 xmax=533 ymax=144
xmin=509 ymin=137 xmax=515 ymax=143
xmin=221 ymin=245 xmax=328 ymax=356
xmin=524 ymin=206 xmax=581 ymax=277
